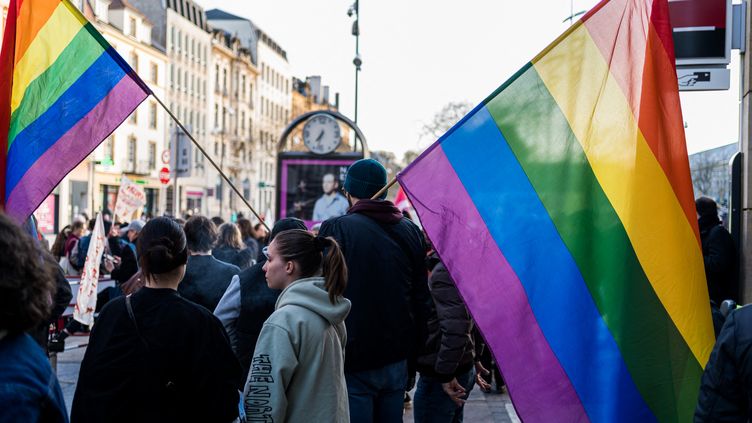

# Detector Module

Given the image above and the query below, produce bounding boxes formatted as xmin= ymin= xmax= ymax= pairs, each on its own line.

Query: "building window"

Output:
xmin=129 ymin=109 xmax=137 ymax=124
xmin=148 ymin=142 xmax=156 ymax=170
xmin=150 ymin=62 xmax=158 ymax=83
xmin=103 ymin=136 xmax=115 ymax=162
xmin=222 ymin=68 xmax=227 ymax=93
xmin=215 ymin=64 xmax=219 ymax=91
xmin=176 ymin=29 xmax=181 ymax=52
xmin=129 ymin=17 xmax=137 ymax=37
xmin=149 ymin=102 xmax=157 ymax=129
xmin=214 ymin=104 xmax=219 ymax=129
xmin=127 ymin=136 xmax=137 ymax=164
xmin=130 ymin=51 xmax=138 ymax=73
xmin=170 ymin=26 xmax=175 ymax=50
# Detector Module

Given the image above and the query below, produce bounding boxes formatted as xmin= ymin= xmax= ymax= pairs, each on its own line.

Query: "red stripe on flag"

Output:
xmin=0 ymin=0 xmax=19 ymax=208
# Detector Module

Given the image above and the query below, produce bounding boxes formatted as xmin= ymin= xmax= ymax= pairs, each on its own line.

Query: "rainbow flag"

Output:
xmin=398 ymin=0 xmax=714 ymax=421
xmin=0 ymin=0 xmax=150 ymax=222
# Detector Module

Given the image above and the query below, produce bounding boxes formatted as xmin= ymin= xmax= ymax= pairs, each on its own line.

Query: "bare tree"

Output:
xmin=402 ymin=150 xmax=420 ymax=168
xmin=690 ymin=153 xmax=717 ymax=197
xmin=420 ymin=101 xmax=473 ymax=141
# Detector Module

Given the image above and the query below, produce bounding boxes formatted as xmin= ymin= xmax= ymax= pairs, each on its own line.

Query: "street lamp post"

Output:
xmin=349 ymin=1 xmax=361 ymax=124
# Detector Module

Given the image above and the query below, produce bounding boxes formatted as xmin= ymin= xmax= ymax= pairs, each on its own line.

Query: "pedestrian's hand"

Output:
xmin=441 ymin=378 xmax=466 ymax=407
xmin=474 ymin=362 xmax=491 ymax=391
xmin=104 ymin=258 xmax=115 ymax=273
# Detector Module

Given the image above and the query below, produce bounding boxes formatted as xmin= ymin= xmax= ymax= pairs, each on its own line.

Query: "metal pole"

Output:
xmin=354 ymin=0 xmax=360 ymax=124
xmin=152 ymin=93 xmax=270 ymax=232
xmin=172 ymin=124 xmax=179 ymax=217
xmin=219 ymin=131 xmax=224 ymax=217
xmin=355 ymin=39 xmax=359 ymax=124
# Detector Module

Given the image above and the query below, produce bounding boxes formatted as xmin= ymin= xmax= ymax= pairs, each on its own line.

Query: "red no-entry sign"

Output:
xmin=159 ymin=167 xmax=170 ymax=184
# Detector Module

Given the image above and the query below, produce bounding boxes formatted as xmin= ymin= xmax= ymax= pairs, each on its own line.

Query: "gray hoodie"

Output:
xmin=243 ymin=276 xmax=351 ymax=422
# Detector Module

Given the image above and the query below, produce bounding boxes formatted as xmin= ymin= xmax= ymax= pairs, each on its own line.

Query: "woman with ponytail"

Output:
xmin=72 ymin=217 xmax=242 ymax=423
xmin=243 ymin=229 xmax=351 ymax=422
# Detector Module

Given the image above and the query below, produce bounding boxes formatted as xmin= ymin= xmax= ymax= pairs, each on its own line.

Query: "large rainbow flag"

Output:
xmin=0 ymin=0 xmax=150 ymax=222
xmin=398 ymin=0 xmax=714 ymax=421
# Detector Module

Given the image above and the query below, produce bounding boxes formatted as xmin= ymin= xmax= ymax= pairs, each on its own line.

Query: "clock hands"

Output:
xmin=316 ymin=130 xmax=325 ymax=142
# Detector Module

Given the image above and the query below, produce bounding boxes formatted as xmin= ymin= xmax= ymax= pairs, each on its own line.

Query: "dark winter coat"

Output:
xmin=236 ymin=259 xmax=281 ymax=378
xmin=319 ymin=199 xmax=431 ymax=373
xmin=110 ymin=239 xmax=138 ymax=285
xmin=71 ymin=288 xmax=241 ymax=423
xmin=178 ymin=255 xmax=239 ymax=311
xmin=212 ymin=245 xmax=254 ymax=270
xmin=417 ymin=255 xmax=476 ymax=382
xmin=699 ymin=215 xmax=739 ymax=304
xmin=695 ymin=305 xmax=752 ymax=422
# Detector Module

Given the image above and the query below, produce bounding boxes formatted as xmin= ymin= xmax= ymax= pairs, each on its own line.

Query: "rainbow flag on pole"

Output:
xmin=398 ymin=0 xmax=714 ymax=421
xmin=0 ymin=0 xmax=150 ymax=222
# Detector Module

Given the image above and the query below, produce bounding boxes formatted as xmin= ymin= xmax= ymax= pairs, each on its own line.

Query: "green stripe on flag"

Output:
xmin=486 ymin=64 xmax=703 ymax=423
xmin=8 ymin=25 xmax=105 ymax=146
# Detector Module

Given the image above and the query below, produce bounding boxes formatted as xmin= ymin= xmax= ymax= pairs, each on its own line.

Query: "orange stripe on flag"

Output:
xmin=14 ymin=0 xmax=59 ymax=66
xmin=584 ymin=0 xmax=699 ymax=244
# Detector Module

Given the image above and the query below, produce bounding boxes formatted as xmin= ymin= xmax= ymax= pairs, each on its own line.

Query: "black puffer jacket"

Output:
xmin=699 ymin=215 xmax=739 ymax=304
xmin=319 ymin=199 xmax=431 ymax=373
xmin=417 ymin=255 xmax=475 ymax=382
xmin=695 ymin=305 xmax=752 ymax=422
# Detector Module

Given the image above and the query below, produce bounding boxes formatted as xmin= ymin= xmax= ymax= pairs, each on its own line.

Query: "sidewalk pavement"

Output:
xmin=55 ymin=335 xmax=520 ymax=422
xmin=403 ymin=382 xmax=520 ymax=423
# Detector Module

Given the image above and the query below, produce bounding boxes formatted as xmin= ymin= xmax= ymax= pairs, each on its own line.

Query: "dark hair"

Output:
xmin=273 ymin=229 xmax=347 ymax=304
xmin=0 ymin=212 xmax=58 ymax=333
xmin=217 ymin=223 xmax=244 ymax=249
xmin=50 ymin=225 xmax=72 ymax=258
xmin=71 ymin=220 xmax=85 ymax=233
xmin=137 ymin=217 xmax=188 ymax=281
xmin=696 ymin=196 xmax=718 ymax=218
xmin=184 ymin=216 xmax=217 ymax=252
xmin=211 ymin=216 xmax=225 ymax=227
xmin=237 ymin=218 xmax=255 ymax=240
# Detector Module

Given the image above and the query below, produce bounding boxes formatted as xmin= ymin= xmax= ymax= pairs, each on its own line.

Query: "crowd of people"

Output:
xmin=0 ymin=158 xmax=747 ymax=422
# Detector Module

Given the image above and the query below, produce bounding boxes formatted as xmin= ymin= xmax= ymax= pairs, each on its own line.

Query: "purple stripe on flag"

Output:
xmin=5 ymin=75 xmax=147 ymax=222
xmin=399 ymin=145 xmax=589 ymax=423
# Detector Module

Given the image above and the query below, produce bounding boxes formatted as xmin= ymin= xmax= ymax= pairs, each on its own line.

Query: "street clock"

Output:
xmin=302 ymin=113 xmax=342 ymax=155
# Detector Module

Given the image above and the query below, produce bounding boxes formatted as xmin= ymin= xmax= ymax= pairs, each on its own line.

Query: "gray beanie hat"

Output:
xmin=344 ymin=159 xmax=387 ymax=200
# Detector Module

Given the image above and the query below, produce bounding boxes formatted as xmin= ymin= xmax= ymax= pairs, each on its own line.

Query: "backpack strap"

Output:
xmin=125 ymin=295 xmax=149 ymax=351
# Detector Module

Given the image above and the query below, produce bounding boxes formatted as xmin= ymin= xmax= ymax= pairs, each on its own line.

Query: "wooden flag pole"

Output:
xmin=371 ymin=177 xmax=398 ymax=200
xmin=152 ymin=94 xmax=270 ymax=232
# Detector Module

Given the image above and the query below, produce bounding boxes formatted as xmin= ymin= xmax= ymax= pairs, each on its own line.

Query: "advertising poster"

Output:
xmin=279 ymin=158 xmax=358 ymax=227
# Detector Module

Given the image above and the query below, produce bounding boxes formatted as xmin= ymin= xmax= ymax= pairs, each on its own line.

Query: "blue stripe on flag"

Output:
xmin=6 ymin=49 xmax=126 ymax=193
xmin=440 ymin=106 xmax=656 ymax=423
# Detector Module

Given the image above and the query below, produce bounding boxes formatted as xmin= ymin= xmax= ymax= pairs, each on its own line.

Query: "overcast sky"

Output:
xmin=195 ymin=0 xmax=741 ymax=160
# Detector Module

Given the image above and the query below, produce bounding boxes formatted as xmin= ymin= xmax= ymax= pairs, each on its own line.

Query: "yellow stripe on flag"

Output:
xmin=532 ymin=24 xmax=714 ymax=366
xmin=11 ymin=1 xmax=84 ymax=113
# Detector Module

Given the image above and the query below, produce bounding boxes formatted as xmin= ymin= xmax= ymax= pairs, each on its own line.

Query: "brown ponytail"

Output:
xmin=273 ymin=229 xmax=348 ymax=304
xmin=320 ymin=237 xmax=347 ymax=304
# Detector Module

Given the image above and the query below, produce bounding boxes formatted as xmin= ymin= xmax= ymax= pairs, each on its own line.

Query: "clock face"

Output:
xmin=302 ymin=114 xmax=342 ymax=155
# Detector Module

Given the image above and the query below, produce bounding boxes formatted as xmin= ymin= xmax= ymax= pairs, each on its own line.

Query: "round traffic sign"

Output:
xmin=159 ymin=167 xmax=170 ymax=184
xmin=161 ymin=150 xmax=170 ymax=164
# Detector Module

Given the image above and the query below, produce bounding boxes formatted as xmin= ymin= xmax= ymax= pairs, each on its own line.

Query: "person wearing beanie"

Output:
xmin=319 ymin=158 xmax=432 ymax=423
xmin=695 ymin=197 xmax=739 ymax=308
xmin=213 ymin=218 xmax=308 ymax=381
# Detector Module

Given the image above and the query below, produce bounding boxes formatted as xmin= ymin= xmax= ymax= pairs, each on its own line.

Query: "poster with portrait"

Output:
xmin=278 ymin=157 xmax=359 ymax=228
